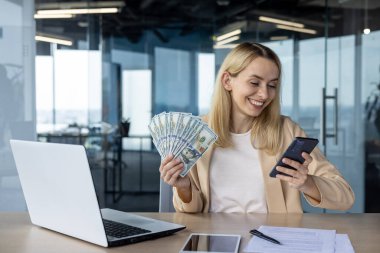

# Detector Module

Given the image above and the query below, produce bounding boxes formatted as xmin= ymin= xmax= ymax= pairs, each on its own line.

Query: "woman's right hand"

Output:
xmin=159 ymin=154 xmax=190 ymax=190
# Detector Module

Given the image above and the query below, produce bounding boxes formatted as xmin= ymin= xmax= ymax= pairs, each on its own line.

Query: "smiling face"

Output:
xmin=223 ymin=56 xmax=279 ymax=122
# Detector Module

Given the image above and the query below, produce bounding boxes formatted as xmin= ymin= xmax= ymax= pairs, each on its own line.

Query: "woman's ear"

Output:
xmin=222 ymin=72 xmax=232 ymax=91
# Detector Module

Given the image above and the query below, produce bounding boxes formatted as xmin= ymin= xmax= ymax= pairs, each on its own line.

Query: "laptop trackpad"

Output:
xmin=121 ymin=217 xmax=154 ymax=226
xmin=101 ymin=208 xmax=155 ymax=227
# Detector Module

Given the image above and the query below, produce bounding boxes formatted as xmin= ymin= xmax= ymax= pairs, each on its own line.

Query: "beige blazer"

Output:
xmin=173 ymin=116 xmax=355 ymax=213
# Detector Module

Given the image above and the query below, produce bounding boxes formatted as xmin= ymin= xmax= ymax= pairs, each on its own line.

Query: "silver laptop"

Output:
xmin=10 ymin=140 xmax=185 ymax=247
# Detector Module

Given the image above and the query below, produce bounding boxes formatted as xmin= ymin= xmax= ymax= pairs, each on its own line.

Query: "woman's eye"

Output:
xmin=250 ymin=82 xmax=259 ymax=86
xmin=268 ymin=83 xmax=277 ymax=89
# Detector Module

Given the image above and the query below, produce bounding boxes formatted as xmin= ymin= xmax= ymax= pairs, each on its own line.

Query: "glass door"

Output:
xmin=323 ymin=35 xmax=363 ymax=213
xmin=297 ymin=2 xmax=364 ymax=213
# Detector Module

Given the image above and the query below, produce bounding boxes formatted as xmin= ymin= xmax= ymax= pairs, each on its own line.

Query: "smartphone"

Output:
xmin=269 ymin=137 xmax=319 ymax=178
xmin=179 ymin=233 xmax=241 ymax=253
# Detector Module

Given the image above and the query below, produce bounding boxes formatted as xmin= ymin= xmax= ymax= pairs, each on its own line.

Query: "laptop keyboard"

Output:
xmin=103 ymin=219 xmax=151 ymax=238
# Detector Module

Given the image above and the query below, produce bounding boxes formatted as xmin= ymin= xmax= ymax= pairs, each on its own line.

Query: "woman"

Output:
xmin=159 ymin=42 xmax=355 ymax=213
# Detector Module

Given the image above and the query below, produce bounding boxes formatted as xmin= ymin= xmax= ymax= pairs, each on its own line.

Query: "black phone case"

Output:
xmin=269 ymin=137 xmax=319 ymax=178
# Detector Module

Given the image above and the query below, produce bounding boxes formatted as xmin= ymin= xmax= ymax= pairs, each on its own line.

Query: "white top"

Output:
xmin=209 ymin=131 xmax=267 ymax=213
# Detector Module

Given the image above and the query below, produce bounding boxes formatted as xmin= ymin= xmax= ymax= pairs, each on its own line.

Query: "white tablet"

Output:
xmin=179 ymin=233 xmax=241 ymax=253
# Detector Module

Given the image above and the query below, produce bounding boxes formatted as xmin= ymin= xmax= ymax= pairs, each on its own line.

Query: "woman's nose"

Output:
xmin=257 ymin=86 xmax=268 ymax=99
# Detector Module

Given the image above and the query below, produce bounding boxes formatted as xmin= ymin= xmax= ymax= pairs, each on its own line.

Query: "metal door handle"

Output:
xmin=321 ymin=88 xmax=338 ymax=145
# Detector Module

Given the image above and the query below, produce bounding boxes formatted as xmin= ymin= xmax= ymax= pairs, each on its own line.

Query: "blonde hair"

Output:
xmin=209 ymin=42 xmax=282 ymax=155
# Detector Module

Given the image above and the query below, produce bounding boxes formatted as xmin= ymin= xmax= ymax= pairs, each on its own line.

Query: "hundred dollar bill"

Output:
xmin=149 ymin=114 xmax=161 ymax=156
xmin=148 ymin=124 xmax=162 ymax=157
xmin=157 ymin=113 xmax=167 ymax=156
xmin=168 ymin=112 xmax=181 ymax=155
xmin=152 ymin=114 xmax=165 ymax=156
xmin=173 ymin=118 xmax=203 ymax=158
xmin=171 ymin=113 xmax=193 ymax=157
xmin=178 ymin=124 xmax=218 ymax=177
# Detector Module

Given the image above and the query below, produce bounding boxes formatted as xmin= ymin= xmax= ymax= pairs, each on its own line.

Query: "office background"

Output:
xmin=0 ymin=0 xmax=379 ymax=213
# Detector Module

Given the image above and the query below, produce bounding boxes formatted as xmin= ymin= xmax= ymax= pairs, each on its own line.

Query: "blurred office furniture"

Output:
xmin=37 ymin=124 xmax=89 ymax=145
xmin=2 ymin=212 xmax=379 ymax=253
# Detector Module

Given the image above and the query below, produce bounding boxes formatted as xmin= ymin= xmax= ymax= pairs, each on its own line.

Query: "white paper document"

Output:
xmin=244 ymin=225 xmax=337 ymax=253
xmin=335 ymin=234 xmax=355 ymax=253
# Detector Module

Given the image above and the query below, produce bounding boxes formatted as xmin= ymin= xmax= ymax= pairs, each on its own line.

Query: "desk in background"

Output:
xmin=104 ymin=134 xmax=158 ymax=202
xmin=1 ymin=212 xmax=379 ymax=253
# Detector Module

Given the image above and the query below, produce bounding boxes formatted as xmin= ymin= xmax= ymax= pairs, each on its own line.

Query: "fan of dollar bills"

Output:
xmin=148 ymin=112 xmax=218 ymax=177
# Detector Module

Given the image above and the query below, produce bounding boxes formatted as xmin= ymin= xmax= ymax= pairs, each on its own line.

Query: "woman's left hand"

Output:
xmin=275 ymin=152 xmax=313 ymax=191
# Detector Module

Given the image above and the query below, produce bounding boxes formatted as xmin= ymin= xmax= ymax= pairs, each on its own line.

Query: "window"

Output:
xmin=197 ymin=53 xmax=215 ymax=115
xmin=35 ymin=50 xmax=102 ymax=131
xmin=122 ymin=70 xmax=152 ymax=150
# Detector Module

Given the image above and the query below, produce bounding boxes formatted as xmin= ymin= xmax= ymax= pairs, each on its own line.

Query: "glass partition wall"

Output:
xmin=0 ymin=0 xmax=35 ymax=211
xmin=31 ymin=0 xmax=380 ymax=212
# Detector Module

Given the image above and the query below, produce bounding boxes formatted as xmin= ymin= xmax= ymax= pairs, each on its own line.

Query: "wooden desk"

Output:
xmin=1 ymin=212 xmax=379 ymax=253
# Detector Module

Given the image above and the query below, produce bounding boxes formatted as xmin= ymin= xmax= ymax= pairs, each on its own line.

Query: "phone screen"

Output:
xmin=180 ymin=234 xmax=240 ymax=253
xmin=269 ymin=137 xmax=319 ymax=178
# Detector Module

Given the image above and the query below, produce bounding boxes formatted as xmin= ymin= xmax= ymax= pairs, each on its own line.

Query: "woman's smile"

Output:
xmin=248 ymin=98 xmax=265 ymax=107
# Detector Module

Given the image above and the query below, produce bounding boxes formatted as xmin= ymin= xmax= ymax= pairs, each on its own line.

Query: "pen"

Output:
xmin=249 ymin=229 xmax=281 ymax=245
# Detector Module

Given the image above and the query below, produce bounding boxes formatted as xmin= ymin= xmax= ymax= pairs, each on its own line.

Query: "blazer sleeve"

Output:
xmin=285 ymin=117 xmax=355 ymax=211
xmin=172 ymin=164 xmax=204 ymax=213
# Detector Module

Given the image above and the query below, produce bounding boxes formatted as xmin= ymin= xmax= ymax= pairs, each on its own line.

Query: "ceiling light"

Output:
xmin=36 ymin=7 xmax=119 ymax=15
xmin=363 ymin=28 xmax=371 ymax=35
xmin=34 ymin=13 xmax=74 ymax=19
xmin=216 ymin=29 xmax=241 ymax=42
xmin=276 ymin=25 xmax=317 ymax=35
xmin=270 ymin=36 xmax=289 ymax=41
xmin=35 ymin=35 xmax=73 ymax=46
xmin=215 ymin=36 xmax=240 ymax=46
xmin=259 ymin=16 xmax=304 ymax=28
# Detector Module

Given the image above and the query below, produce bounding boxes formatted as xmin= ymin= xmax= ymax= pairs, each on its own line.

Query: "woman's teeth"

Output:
xmin=249 ymin=99 xmax=264 ymax=106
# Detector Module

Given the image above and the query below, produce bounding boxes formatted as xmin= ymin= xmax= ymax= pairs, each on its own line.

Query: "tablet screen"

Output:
xmin=180 ymin=234 xmax=240 ymax=253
